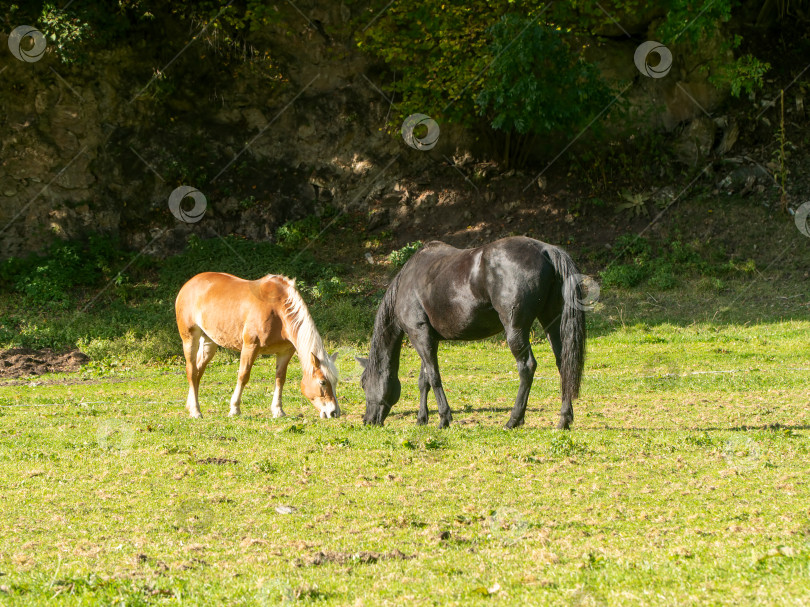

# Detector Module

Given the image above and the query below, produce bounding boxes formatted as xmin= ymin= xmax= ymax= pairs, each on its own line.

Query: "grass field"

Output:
xmin=2 ymin=277 xmax=809 ymax=605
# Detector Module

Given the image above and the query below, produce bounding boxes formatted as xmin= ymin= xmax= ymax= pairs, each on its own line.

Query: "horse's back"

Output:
xmin=396 ymin=237 xmax=561 ymax=339
xmin=176 ymin=272 xmax=247 ymax=320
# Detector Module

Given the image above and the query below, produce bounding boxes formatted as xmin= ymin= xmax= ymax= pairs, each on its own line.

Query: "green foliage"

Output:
xmin=356 ymin=1 xmax=517 ymax=128
xmin=548 ymin=432 xmax=585 ymax=457
xmin=601 ymin=261 xmax=651 ymax=289
xmin=600 ymin=235 xmax=759 ymax=291
xmin=158 ymin=233 xmax=335 ymax=293
xmin=388 ymin=241 xmax=423 ymax=269
xmin=615 ymin=191 xmax=651 ymax=218
xmin=356 ymin=0 xmax=762 ymax=164
xmin=310 ymin=277 xmax=348 ymax=300
xmin=8 ymin=1 xmax=283 ymax=64
xmin=476 ymin=14 xmax=612 ymax=136
xmin=600 ymin=237 xmax=686 ymax=289
xmin=1 ymin=236 xmax=130 ymax=304
xmin=253 ymin=459 xmax=279 ymax=474
xmin=275 ymin=216 xmax=322 ymax=251
xmin=655 ymin=0 xmax=736 ymax=45
xmin=38 ymin=4 xmax=93 ymax=63
xmin=614 ymin=234 xmax=651 ymax=258
xmin=647 ymin=262 xmax=677 ymax=290
xmin=711 ymin=53 xmax=771 ymax=98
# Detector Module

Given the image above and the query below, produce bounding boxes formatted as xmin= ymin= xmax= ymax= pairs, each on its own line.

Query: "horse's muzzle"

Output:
xmin=320 ymin=401 xmax=340 ymax=419
xmin=362 ymin=406 xmax=386 ymax=426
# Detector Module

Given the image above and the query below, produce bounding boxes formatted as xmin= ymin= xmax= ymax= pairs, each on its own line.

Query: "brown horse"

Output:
xmin=175 ymin=272 xmax=339 ymax=419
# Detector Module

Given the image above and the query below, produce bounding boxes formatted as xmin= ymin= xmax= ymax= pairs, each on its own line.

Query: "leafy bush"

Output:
xmin=388 ymin=241 xmax=423 ymax=269
xmin=1 ymin=235 xmax=129 ymax=304
xmin=601 ymin=261 xmax=651 ymax=289
xmin=356 ymin=0 xmax=763 ymax=167
xmin=275 ymin=216 xmax=322 ymax=250
xmin=476 ymin=13 xmax=612 ymax=166
xmin=647 ymin=263 xmax=677 ymax=290
xmin=613 ymin=234 xmax=652 ymax=258
xmin=158 ymin=233 xmax=334 ymax=293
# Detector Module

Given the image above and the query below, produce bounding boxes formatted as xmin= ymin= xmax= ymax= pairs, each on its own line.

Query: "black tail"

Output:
xmin=544 ymin=246 xmax=586 ymax=403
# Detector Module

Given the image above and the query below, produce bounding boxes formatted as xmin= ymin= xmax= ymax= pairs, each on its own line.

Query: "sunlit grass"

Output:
xmin=1 ymin=308 xmax=809 ymax=605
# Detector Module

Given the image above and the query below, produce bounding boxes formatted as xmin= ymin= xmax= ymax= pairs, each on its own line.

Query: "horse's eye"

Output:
xmin=318 ymin=379 xmax=327 ymax=386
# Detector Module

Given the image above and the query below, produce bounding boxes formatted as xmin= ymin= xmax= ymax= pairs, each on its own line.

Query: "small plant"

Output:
xmin=388 ymin=241 xmax=422 ymax=269
xmin=614 ymin=234 xmax=652 ymax=258
xmin=549 ymin=433 xmax=583 ymax=458
xmin=309 ymin=276 xmax=347 ymax=300
xmin=254 ymin=459 xmax=279 ymax=474
xmin=616 ymin=190 xmax=650 ymax=218
xmin=275 ymin=216 xmax=321 ymax=250
xmin=239 ymin=195 xmax=258 ymax=210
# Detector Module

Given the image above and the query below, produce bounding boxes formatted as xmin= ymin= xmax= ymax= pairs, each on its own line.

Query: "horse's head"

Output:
xmin=356 ymin=356 xmax=400 ymax=426
xmin=301 ymin=351 xmax=340 ymax=419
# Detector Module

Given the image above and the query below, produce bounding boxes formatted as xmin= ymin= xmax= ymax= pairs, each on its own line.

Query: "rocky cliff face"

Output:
xmin=0 ymin=4 xmax=727 ymax=260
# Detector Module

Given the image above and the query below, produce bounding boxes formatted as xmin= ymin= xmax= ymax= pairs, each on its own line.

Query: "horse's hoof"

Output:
xmin=416 ymin=416 xmax=428 ymax=426
xmin=189 ymin=411 xmax=202 ymax=419
xmin=504 ymin=418 xmax=524 ymax=429
xmin=229 ymin=410 xmax=241 ymax=417
xmin=556 ymin=418 xmax=573 ymax=430
xmin=272 ymin=410 xmax=286 ymax=419
xmin=437 ymin=418 xmax=451 ymax=429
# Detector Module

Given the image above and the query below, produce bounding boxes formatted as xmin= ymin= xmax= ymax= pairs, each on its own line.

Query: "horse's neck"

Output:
xmin=368 ymin=298 xmax=404 ymax=376
xmin=284 ymin=317 xmax=304 ymax=353
xmin=281 ymin=299 xmax=315 ymax=360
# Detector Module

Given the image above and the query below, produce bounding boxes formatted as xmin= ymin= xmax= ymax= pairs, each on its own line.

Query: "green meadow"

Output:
xmin=2 ymin=277 xmax=809 ymax=605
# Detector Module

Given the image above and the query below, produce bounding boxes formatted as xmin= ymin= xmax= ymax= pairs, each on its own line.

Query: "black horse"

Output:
xmin=356 ymin=236 xmax=587 ymax=430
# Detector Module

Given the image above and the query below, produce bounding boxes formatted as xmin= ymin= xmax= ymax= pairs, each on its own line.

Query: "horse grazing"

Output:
xmin=357 ymin=236 xmax=587 ymax=430
xmin=175 ymin=272 xmax=339 ymax=419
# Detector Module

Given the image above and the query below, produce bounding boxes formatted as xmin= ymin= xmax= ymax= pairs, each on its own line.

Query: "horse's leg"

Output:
xmin=503 ymin=325 xmax=537 ymax=430
xmin=409 ymin=329 xmax=452 ymax=429
xmin=229 ymin=345 xmax=258 ymax=417
xmin=182 ymin=327 xmax=203 ymax=418
xmin=195 ymin=333 xmax=218 ymax=389
xmin=271 ymin=350 xmax=294 ymax=418
xmin=417 ymin=362 xmax=431 ymax=425
xmin=544 ymin=317 xmax=573 ymax=430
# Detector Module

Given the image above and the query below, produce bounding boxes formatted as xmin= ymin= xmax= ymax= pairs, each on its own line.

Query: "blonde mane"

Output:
xmin=277 ymin=276 xmax=338 ymax=387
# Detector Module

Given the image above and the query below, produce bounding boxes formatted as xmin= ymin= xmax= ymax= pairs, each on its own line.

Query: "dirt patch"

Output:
xmin=0 ymin=376 xmax=132 ymax=387
xmin=196 ymin=457 xmax=239 ymax=465
xmin=0 ymin=348 xmax=89 ymax=379
xmin=297 ymin=549 xmax=413 ymax=567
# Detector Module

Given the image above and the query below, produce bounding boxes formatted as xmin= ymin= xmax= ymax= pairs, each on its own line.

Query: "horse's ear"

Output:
xmin=330 ymin=351 xmax=339 ymax=364
xmin=355 ymin=356 xmax=368 ymax=370
xmin=310 ymin=352 xmax=321 ymax=369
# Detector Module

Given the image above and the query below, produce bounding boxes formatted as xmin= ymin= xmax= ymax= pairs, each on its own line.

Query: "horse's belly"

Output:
xmin=198 ymin=323 xmax=245 ymax=351
xmin=431 ymin=308 xmax=503 ymax=341
xmin=201 ymin=322 xmax=292 ymax=355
